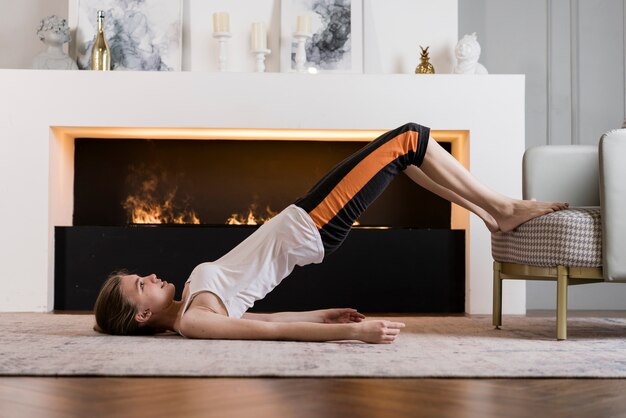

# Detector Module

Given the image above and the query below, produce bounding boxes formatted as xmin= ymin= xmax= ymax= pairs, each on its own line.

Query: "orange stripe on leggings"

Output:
xmin=309 ymin=130 xmax=420 ymax=229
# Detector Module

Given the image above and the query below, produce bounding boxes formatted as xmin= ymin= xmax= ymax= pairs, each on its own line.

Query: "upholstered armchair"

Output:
xmin=491 ymin=129 xmax=626 ymax=340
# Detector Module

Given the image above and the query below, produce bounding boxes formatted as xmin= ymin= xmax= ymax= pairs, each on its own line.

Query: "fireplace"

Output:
xmin=54 ymin=128 xmax=466 ymax=312
xmin=0 ymin=71 xmax=526 ymax=314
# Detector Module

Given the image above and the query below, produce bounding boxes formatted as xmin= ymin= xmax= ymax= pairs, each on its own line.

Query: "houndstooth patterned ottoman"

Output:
xmin=491 ymin=207 xmax=602 ymax=268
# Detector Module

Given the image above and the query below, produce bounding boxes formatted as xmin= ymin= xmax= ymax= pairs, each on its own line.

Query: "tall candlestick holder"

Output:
xmin=293 ymin=32 xmax=311 ymax=73
xmin=213 ymin=32 xmax=232 ymax=72
xmin=252 ymin=48 xmax=271 ymax=73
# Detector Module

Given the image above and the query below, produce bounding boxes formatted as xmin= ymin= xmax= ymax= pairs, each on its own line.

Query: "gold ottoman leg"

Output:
xmin=493 ymin=262 xmax=502 ymax=329
xmin=557 ymin=266 xmax=569 ymax=340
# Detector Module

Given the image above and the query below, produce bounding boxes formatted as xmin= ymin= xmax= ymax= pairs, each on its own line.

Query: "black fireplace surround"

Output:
xmin=55 ymin=138 xmax=465 ymax=312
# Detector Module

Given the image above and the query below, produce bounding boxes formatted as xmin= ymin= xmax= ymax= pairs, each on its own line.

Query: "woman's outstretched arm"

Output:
xmin=242 ymin=308 xmax=365 ymax=324
xmin=180 ymin=307 xmax=403 ymax=344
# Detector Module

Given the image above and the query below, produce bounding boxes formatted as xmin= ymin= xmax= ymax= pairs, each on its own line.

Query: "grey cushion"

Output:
xmin=523 ymin=145 xmax=599 ymax=206
xmin=491 ymin=207 xmax=602 ymax=268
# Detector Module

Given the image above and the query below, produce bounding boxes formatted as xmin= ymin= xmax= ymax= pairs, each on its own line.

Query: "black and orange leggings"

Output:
xmin=294 ymin=122 xmax=431 ymax=256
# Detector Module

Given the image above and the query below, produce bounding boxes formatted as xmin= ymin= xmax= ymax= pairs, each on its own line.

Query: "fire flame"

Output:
xmin=123 ymin=175 xmax=200 ymax=224
xmin=226 ymin=204 xmax=277 ymax=225
xmin=225 ymin=204 xmax=361 ymax=226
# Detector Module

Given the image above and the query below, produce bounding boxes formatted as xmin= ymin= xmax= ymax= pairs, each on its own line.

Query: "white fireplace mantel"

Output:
xmin=0 ymin=70 xmax=525 ymax=314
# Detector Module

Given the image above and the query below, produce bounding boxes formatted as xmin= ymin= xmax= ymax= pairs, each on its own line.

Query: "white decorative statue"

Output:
xmin=32 ymin=15 xmax=78 ymax=70
xmin=453 ymin=32 xmax=487 ymax=75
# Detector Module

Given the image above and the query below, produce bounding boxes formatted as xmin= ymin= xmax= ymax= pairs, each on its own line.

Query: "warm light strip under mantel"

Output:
xmin=51 ymin=126 xmax=469 ymax=171
xmin=52 ymin=126 xmax=468 ymax=146
xmin=50 ymin=126 xmax=470 ymax=230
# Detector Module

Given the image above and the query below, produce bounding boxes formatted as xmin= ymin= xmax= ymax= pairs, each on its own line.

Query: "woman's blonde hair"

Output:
xmin=93 ymin=270 xmax=156 ymax=335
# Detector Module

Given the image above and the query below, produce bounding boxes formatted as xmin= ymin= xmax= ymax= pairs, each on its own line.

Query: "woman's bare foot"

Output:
xmin=495 ymin=199 xmax=569 ymax=232
xmin=480 ymin=212 xmax=500 ymax=233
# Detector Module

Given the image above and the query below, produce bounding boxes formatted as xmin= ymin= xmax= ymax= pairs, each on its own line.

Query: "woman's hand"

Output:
xmin=319 ymin=308 xmax=365 ymax=324
xmin=353 ymin=320 xmax=405 ymax=344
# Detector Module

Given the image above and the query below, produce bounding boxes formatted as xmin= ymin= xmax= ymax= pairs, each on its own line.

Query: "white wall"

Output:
xmin=0 ymin=0 xmax=69 ymax=69
xmin=1 ymin=0 xmax=457 ymax=73
xmin=460 ymin=0 xmax=626 ymax=310
xmin=180 ymin=0 xmax=281 ymax=72
xmin=460 ymin=0 xmax=624 ymax=150
xmin=363 ymin=0 xmax=456 ymax=74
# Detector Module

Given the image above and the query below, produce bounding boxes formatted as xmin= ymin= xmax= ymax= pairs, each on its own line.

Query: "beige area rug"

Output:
xmin=1 ymin=313 xmax=625 ymax=378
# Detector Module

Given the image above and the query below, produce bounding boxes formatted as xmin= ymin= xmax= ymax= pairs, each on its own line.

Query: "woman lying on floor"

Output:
xmin=94 ymin=123 xmax=567 ymax=344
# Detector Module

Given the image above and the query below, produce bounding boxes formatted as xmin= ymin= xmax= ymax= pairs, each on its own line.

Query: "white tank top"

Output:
xmin=181 ymin=204 xmax=324 ymax=318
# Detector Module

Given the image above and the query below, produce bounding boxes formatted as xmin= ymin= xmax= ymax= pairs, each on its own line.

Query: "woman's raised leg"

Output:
xmin=403 ymin=165 xmax=500 ymax=232
xmin=294 ymin=123 xmax=430 ymax=255
xmin=417 ymin=137 xmax=567 ymax=232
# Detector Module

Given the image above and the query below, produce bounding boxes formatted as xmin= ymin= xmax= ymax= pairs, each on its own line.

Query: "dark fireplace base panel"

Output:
xmin=55 ymin=226 xmax=465 ymax=313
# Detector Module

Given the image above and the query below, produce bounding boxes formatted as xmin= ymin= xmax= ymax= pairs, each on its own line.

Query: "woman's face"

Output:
xmin=120 ymin=273 xmax=175 ymax=317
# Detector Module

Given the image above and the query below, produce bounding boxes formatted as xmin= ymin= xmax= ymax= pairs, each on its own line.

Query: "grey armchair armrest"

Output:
xmin=599 ymin=129 xmax=626 ymax=282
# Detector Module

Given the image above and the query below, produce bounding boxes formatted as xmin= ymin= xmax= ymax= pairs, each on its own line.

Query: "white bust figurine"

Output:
xmin=32 ymin=15 xmax=78 ymax=70
xmin=453 ymin=33 xmax=487 ymax=75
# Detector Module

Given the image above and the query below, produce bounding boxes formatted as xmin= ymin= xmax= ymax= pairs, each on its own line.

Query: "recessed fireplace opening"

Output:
xmin=53 ymin=127 xmax=468 ymax=313
xmin=73 ymin=138 xmax=453 ymax=228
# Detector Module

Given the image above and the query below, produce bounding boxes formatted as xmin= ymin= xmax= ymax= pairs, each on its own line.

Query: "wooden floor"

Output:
xmin=2 ymin=377 xmax=626 ymax=418
xmin=2 ymin=311 xmax=625 ymax=418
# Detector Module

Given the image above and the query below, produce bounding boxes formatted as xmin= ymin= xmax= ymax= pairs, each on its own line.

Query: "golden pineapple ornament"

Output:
xmin=415 ymin=46 xmax=435 ymax=74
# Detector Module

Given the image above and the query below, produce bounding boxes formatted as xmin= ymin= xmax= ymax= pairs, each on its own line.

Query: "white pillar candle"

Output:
xmin=213 ymin=12 xmax=230 ymax=33
xmin=296 ymin=15 xmax=311 ymax=34
xmin=251 ymin=22 xmax=267 ymax=50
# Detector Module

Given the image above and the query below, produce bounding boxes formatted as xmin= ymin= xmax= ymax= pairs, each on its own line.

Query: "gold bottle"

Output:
xmin=91 ymin=10 xmax=111 ymax=70
xmin=415 ymin=46 xmax=435 ymax=74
